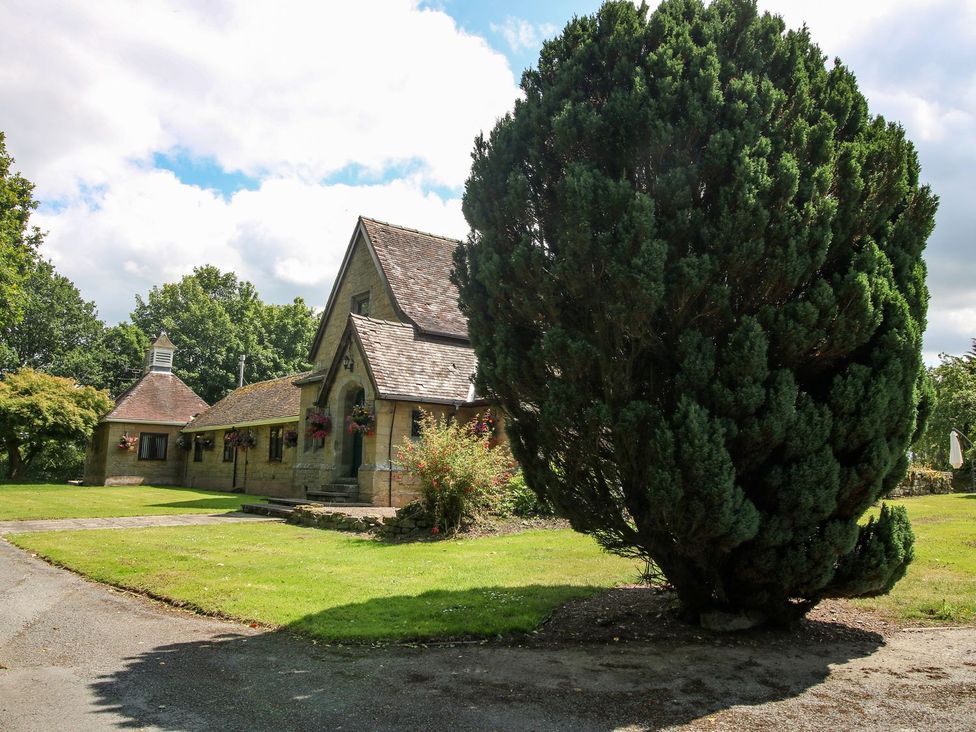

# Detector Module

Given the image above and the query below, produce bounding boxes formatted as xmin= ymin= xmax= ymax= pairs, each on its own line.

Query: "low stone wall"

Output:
xmin=287 ymin=505 xmax=382 ymax=533
xmin=286 ymin=501 xmax=435 ymax=538
xmin=891 ymin=466 xmax=955 ymax=498
xmin=378 ymin=502 xmax=434 ymax=538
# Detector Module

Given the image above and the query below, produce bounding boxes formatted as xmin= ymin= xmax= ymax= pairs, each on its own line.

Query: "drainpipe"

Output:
xmin=387 ymin=401 xmax=397 ymax=507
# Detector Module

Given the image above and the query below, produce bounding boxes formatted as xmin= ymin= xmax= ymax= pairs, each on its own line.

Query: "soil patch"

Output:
xmin=521 ymin=585 xmax=901 ymax=649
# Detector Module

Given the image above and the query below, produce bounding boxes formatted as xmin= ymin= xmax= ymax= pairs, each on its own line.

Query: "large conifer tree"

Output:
xmin=455 ymin=0 xmax=937 ymax=625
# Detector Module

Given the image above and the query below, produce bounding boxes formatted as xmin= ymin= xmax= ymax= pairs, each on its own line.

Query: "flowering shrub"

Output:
xmin=224 ymin=429 xmax=256 ymax=449
xmin=347 ymin=404 xmax=375 ymax=435
xmin=306 ymin=412 xmax=332 ymax=440
xmin=396 ymin=411 xmax=516 ymax=534
xmin=117 ymin=434 xmax=138 ymax=450
xmin=283 ymin=429 xmax=299 ymax=448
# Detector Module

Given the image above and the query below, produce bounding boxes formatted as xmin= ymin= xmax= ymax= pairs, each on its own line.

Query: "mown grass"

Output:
xmin=8 ymin=523 xmax=636 ymax=641
xmin=854 ymin=493 xmax=976 ymax=624
xmin=0 ymin=483 xmax=260 ymax=520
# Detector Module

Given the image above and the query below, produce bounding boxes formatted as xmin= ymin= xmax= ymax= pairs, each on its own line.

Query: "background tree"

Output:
xmin=0 ymin=369 xmax=112 ymax=480
xmin=0 ymin=131 xmax=42 ymax=332
xmin=455 ymin=0 xmax=937 ymax=625
xmin=0 ymin=257 xmax=104 ymax=384
xmin=913 ymin=350 xmax=976 ymax=471
xmin=96 ymin=323 xmax=151 ymax=396
xmin=130 ymin=265 xmax=316 ymax=403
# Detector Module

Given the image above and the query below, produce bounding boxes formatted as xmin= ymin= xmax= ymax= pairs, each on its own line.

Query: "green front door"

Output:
xmin=350 ymin=389 xmax=365 ymax=476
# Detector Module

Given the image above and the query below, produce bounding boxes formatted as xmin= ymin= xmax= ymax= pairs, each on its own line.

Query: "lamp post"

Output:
xmin=949 ymin=428 xmax=975 ymax=492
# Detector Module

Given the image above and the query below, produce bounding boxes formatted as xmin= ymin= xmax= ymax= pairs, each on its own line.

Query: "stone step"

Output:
xmin=307 ymin=490 xmax=360 ymax=502
xmin=265 ymin=497 xmax=320 ymax=507
xmin=241 ymin=503 xmax=294 ymax=518
xmin=333 ymin=477 xmax=359 ymax=485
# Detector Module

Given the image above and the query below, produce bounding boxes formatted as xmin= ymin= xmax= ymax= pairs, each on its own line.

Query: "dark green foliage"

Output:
xmin=455 ymin=0 xmax=936 ymax=623
xmin=130 ymin=265 xmax=317 ymax=403
xmin=500 ymin=471 xmax=555 ymax=517
xmin=0 ymin=257 xmax=104 ymax=384
xmin=0 ymin=131 xmax=42 ymax=332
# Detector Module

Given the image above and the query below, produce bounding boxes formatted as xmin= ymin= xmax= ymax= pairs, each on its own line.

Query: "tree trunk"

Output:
xmin=6 ymin=440 xmax=24 ymax=481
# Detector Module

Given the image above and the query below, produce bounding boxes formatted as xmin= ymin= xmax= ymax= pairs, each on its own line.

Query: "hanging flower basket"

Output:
xmin=283 ymin=429 xmax=299 ymax=448
xmin=195 ymin=435 xmax=215 ymax=451
xmin=175 ymin=433 xmax=193 ymax=451
xmin=224 ymin=429 xmax=256 ymax=449
xmin=305 ymin=412 xmax=332 ymax=440
xmin=471 ymin=410 xmax=498 ymax=438
xmin=117 ymin=434 xmax=138 ymax=451
xmin=347 ymin=404 xmax=376 ymax=436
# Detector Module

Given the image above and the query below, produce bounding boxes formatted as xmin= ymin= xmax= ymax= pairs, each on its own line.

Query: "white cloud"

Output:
xmin=490 ymin=16 xmax=558 ymax=54
xmin=32 ymin=166 xmax=467 ymax=322
xmin=2 ymin=0 xmax=519 ymax=197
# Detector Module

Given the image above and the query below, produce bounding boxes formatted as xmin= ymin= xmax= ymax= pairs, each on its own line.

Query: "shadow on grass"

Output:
xmin=87 ymin=586 xmax=885 ymax=731
xmin=146 ymin=499 xmax=253 ymax=510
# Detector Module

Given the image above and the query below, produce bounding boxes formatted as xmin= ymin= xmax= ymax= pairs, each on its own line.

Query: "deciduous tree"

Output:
xmin=0 ymin=369 xmax=112 ymax=480
xmin=0 ymin=131 xmax=42 ymax=332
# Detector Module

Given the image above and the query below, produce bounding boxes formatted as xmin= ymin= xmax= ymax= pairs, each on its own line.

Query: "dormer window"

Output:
xmin=351 ymin=291 xmax=370 ymax=317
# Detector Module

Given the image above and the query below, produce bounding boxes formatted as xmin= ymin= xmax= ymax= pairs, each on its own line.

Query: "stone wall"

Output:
xmin=311 ymin=232 xmax=398 ymax=369
xmin=287 ymin=505 xmax=383 ymax=532
xmin=84 ymin=422 xmax=186 ymax=486
xmin=891 ymin=466 xmax=955 ymax=498
xmin=183 ymin=422 xmax=301 ymax=497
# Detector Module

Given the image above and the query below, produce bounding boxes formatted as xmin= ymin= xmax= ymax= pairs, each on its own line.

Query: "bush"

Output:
xmin=499 ymin=471 xmax=554 ymax=517
xmin=397 ymin=411 xmax=515 ymax=533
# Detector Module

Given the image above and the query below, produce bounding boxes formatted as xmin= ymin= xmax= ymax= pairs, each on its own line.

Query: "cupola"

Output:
xmin=146 ymin=332 xmax=176 ymax=373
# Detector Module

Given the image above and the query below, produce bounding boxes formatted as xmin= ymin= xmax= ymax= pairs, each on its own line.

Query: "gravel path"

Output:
xmin=1 ymin=537 xmax=974 ymax=731
xmin=0 ymin=511 xmax=280 ymax=534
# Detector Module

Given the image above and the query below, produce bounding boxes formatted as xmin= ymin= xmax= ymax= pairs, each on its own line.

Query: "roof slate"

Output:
xmin=350 ymin=315 xmax=477 ymax=404
xmin=103 ymin=372 xmax=208 ymax=424
xmin=185 ymin=373 xmax=308 ymax=430
xmin=360 ymin=217 xmax=468 ymax=340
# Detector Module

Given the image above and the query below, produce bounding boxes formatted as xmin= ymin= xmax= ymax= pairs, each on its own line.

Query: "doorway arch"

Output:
xmin=339 ymin=385 xmax=366 ymax=477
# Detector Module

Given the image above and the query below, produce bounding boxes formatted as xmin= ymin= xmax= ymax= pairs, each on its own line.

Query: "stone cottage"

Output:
xmin=83 ymin=333 xmax=209 ymax=486
xmin=85 ymin=216 xmax=496 ymax=506
xmin=181 ymin=373 xmax=306 ymax=497
xmin=293 ymin=217 xmax=494 ymax=507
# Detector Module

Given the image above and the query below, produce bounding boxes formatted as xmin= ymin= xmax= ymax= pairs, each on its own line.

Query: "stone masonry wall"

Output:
xmin=890 ymin=466 xmax=955 ymax=498
xmin=84 ymin=422 xmax=186 ymax=486
xmin=183 ymin=422 xmax=301 ymax=497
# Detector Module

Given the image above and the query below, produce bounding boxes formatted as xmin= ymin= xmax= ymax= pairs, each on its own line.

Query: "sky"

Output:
xmin=1 ymin=0 xmax=973 ymax=364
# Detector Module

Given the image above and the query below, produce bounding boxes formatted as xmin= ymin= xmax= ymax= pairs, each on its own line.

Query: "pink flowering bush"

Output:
xmin=396 ymin=411 xmax=515 ymax=534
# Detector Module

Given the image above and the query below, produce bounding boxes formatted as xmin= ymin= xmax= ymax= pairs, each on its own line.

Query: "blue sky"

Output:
xmin=2 ymin=0 xmax=974 ymax=364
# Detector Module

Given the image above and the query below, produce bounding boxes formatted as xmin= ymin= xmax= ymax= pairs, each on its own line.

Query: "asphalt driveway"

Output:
xmin=1 ymin=537 xmax=974 ymax=731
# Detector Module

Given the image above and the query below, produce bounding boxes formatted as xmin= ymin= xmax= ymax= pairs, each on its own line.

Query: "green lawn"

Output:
xmin=0 ymin=483 xmax=260 ymax=520
xmin=854 ymin=493 xmax=976 ymax=624
xmin=8 ymin=523 xmax=636 ymax=641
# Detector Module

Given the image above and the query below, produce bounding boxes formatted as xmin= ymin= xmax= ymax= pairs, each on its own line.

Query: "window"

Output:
xmin=411 ymin=409 xmax=423 ymax=438
xmin=269 ymin=426 xmax=283 ymax=462
xmin=351 ymin=291 xmax=370 ymax=317
xmin=138 ymin=433 xmax=168 ymax=461
xmin=223 ymin=432 xmax=235 ymax=462
xmin=193 ymin=437 xmax=203 ymax=462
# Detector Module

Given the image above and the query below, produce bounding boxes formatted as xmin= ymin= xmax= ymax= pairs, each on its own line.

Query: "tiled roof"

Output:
xmin=350 ymin=315 xmax=477 ymax=404
xmin=103 ymin=372 xmax=208 ymax=425
xmin=360 ymin=217 xmax=468 ymax=340
xmin=150 ymin=332 xmax=176 ymax=350
xmin=185 ymin=373 xmax=308 ymax=431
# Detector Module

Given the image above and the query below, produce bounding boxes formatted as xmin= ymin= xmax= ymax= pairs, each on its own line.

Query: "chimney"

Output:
xmin=146 ymin=331 xmax=176 ymax=374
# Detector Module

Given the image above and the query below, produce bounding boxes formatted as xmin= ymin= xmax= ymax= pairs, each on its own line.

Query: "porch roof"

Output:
xmin=349 ymin=315 xmax=478 ymax=404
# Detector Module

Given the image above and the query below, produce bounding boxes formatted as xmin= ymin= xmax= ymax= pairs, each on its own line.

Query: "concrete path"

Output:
xmin=0 ymin=511 xmax=279 ymax=534
xmin=1 ymin=537 xmax=975 ymax=731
